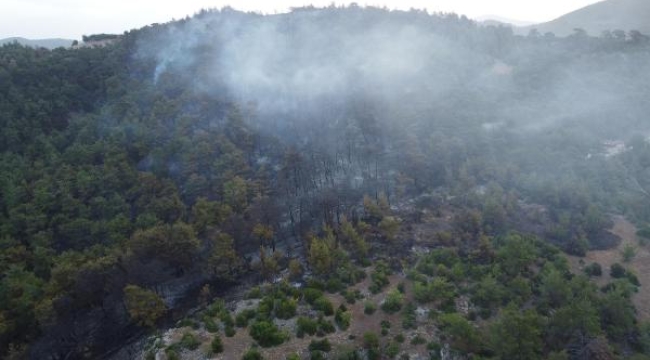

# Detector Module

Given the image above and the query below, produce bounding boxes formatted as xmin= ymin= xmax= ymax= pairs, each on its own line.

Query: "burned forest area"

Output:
xmin=2 ymin=4 xmax=650 ymax=360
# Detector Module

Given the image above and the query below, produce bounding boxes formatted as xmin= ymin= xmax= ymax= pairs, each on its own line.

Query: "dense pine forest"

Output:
xmin=1 ymin=5 xmax=650 ymax=360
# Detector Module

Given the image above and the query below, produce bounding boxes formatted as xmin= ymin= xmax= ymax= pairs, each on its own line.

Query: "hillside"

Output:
xmin=2 ymin=6 xmax=650 ymax=360
xmin=0 ymin=37 xmax=73 ymax=49
xmin=521 ymin=0 xmax=650 ymax=36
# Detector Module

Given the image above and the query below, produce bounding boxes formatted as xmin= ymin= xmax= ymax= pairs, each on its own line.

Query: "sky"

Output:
xmin=1 ymin=0 xmax=604 ymax=39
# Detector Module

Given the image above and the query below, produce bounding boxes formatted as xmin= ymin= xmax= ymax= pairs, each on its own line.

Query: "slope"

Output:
xmin=521 ymin=0 xmax=650 ymax=36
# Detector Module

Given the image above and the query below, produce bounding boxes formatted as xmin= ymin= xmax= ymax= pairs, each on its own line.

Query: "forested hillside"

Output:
xmin=1 ymin=6 xmax=650 ymax=360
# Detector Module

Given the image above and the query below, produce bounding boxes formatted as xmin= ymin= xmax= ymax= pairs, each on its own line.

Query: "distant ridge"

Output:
xmin=0 ymin=37 xmax=74 ymax=49
xmin=475 ymin=15 xmax=535 ymax=28
xmin=520 ymin=0 xmax=650 ymax=36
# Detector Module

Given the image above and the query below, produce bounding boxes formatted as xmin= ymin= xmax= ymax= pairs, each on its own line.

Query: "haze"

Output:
xmin=2 ymin=0 xmax=603 ymax=39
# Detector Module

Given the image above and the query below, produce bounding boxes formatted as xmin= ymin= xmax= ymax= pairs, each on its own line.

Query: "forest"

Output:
xmin=1 ymin=5 xmax=650 ymax=360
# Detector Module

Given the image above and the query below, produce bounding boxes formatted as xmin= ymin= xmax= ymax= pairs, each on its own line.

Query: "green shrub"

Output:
xmin=316 ymin=316 xmax=336 ymax=335
xmin=286 ymin=353 xmax=300 ymax=360
xmin=364 ymin=301 xmax=377 ymax=315
xmin=225 ymin=325 xmax=236 ymax=337
xmin=310 ymin=351 xmax=326 ymax=360
xmin=303 ymin=288 xmax=324 ymax=303
xmin=313 ymin=297 xmax=334 ymax=316
xmin=411 ymin=334 xmax=426 ymax=345
xmin=204 ymin=316 xmax=219 ymax=333
xmin=297 ymin=316 xmax=318 ymax=337
xmin=402 ymin=303 xmax=417 ymax=329
xmin=394 ymin=334 xmax=405 ymax=343
xmin=381 ymin=290 xmax=403 ymax=314
xmin=165 ymin=347 xmax=180 ymax=360
xmin=211 ymin=336 xmax=223 ymax=353
xmin=335 ymin=305 xmax=352 ymax=330
xmin=236 ymin=309 xmax=257 ymax=327
xmin=309 ymin=338 xmax=332 ymax=352
xmin=584 ymin=262 xmax=602 ymax=277
xmin=275 ymin=298 xmax=297 ymax=319
xmin=249 ymin=320 xmax=287 ymax=347
xmin=179 ymin=332 xmax=200 ymax=350
xmin=246 ymin=287 xmax=263 ymax=299
xmin=386 ymin=342 xmax=400 ymax=358
xmin=611 ymin=263 xmax=626 ymax=278
xmin=242 ymin=348 xmax=263 ymax=360
xmin=220 ymin=311 xmax=235 ymax=327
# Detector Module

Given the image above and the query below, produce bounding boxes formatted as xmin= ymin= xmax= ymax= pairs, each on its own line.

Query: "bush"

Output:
xmin=225 ymin=325 xmax=236 ymax=337
xmin=364 ymin=301 xmax=377 ymax=315
xmin=309 ymin=338 xmax=332 ymax=352
xmin=310 ymin=351 xmax=326 ymax=360
xmin=611 ymin=263 xmax=626 ymax=278
xmin=303 ymin=288 xmax=324 ymax=304
xmin=211 ymin=336 xmax=223 ymax=353
xmin=335 ymin=305 xmax=352 ymax=330
xmin=411 ymin=334 xmax=426 ymax=345
xmin=250 ymin=320 xmax=287 ymax=347
xmin=203 ymin=316 xmax=219 ymax=333
xmin=179 ymin=332 xmax=200 ymax=350
xmin=622 ymin=244 xmax=636 ymax=262
xmin=584 ymin=262 xmax=602 ymax=277
xmin=276 ymin=298 xmax=298 ymax=319
xmin=313 ymin=297 xmax=334 ymax=316
xmin=242 ymin=348 xmax=263 ymax=360
xmin=381 ymin=290 xmax=403 ymax=314
xmin=394 ymin=334 xmax=405 ymax=343
xmin=286 ymin=353 xmax=300 ymax=360
xmin=165 ymin=347 xmax=180 ymax=360
xmin=297 ymin=316 xmax=318 ymax=337
xmin=402 ymin=303 xmax=417 ymax=329
xmin=369 ymin=262 xmax=391 ymax=294
xmin=316 ymin=316 xmax=336 ymax=335
xmin=386 ymin=342 xmax=400 ymax=358
xmin=236 ymin=309 xmax=257 ymax=327
xmin=246 ymin=287 xmax=263 ymax=299
xmin=364 ymin=332 xmax=381 ymax=360
xmin=220 ymin=311 xmax=235 ymax=327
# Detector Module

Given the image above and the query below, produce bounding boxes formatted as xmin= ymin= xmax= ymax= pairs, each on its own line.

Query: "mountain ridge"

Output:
xmin=520 ymin=0 xmax=650 ymax=36
xmin=0 ymin=37 xmax=74 ymax=49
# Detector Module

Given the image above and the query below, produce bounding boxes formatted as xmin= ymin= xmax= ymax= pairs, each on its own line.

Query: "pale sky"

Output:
xmin=1 ymin=0 xmax=603 ymax=39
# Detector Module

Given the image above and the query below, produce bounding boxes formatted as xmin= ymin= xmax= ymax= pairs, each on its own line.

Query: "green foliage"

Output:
xmin=249 ymin=320 xmax=287 ymax=347
xmin=381 ymin=289 xmax=404 ymax=314
xmin=312 ymin=297 xmax=334 ymax=316
xmin=369 ymin=261 xmax=391 ymax=294
xmin=584 ymin=262 xmax=602 ymax=276
xmin=179 ymin=332 xmax=200 ymax=350
xmin=210 ymin=335 xmax=223 ymax=354
xmin=309 ymin=338 xmax=332 ymax=352
xmin=236 ymin=309 xmax=257 ymax=327
xmin=364 ymin=301 xmax=377 ymax=315
xmin=610 ymin=263 xmax=627 ymax=278
xmin=242 ymin=348 xmax=264 ymax=360
xmin=414 ymin=277 xmax=455 ymax=305
xmin=123 ymin=285 xmax=166 ymax=328
xmin=438 ymin=313 xmax=481 ymax=353
xmin=496 ymin=234 xmax=537 ymax=277
xmin=402 ymin=302 xmax=417 ymax=329
xmin=489 ymin=306 xmax=543 ymax=360
xmin=296 ymin=316 xmax=318 ymax=337
xmin=622 ymin=244 xmax=637 ymax=262
xmin=335 ymin=305 xmax=352 ymax=330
